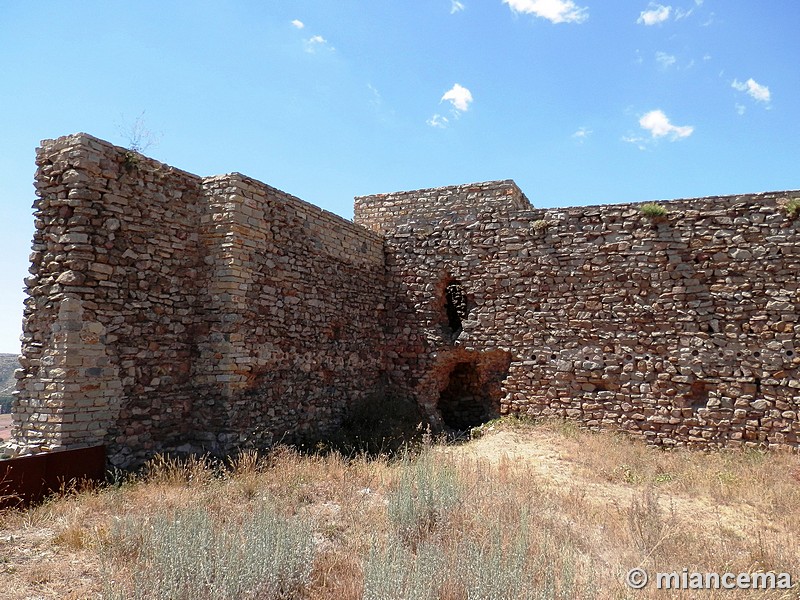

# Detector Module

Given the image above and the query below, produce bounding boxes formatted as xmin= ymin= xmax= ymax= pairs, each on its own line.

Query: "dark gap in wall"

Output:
xmin=438 ymin=362 xmax=497 ymax=430
xmin=590 ymin=379 xmax=609 ymax=392
xmin=687 ymin=380 xmax=710 ymax=411
xmin=444 ymin=281 xmax=468 ymax=340
xmin=755 ymin=377 xmax=761 ymax=395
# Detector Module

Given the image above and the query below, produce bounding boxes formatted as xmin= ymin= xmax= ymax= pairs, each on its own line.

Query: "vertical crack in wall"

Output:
xmin=444 ymin=281 xmax=468 ymax=341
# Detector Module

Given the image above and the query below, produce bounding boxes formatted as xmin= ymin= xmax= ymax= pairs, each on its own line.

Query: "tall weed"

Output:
xmin=387 ymin=451 xmax=462 ymax=548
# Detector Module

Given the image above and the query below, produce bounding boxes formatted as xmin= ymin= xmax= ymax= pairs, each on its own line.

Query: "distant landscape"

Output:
xmin=0 ymin=353 xmax=18 ymax=413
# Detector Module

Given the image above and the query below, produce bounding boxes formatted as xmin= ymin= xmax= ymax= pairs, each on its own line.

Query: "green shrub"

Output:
xmin=362 ymin=539 xmax=446 ymax=600
xmin=363 ymin=513 xmax=590 ymax=599
xmin=122 ymin=150 xmax=140 ymax=173
xmin=387 ymin=451 xmax=462 ymax=547
xmin=785 ymin=197 xmax=800 ymax=218
xmin=102 ymin=505 xmax=313 ymax=600
xmin=640 ymin=202 xmax=667 ymax=218
xmin=532 ymin=219 xmax=550 ymax=232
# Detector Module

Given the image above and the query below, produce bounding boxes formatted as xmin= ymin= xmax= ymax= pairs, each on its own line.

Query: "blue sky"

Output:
xmin=1 ymin=1 xmax=798 ymax=353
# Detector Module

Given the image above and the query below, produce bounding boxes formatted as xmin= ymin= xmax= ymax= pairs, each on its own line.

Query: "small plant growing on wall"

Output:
xmin=117 ymin=110 xmax=161 ymax=154
xmin=122 ymin=150 xmax=140 ymax=173
xmin=785 ymin=197 xmax=800 ymax=219
xmin=117 ymin=110 xmax=161 ymax=173
xmin=640 ymin=202 xmax=667 ymax=219
xmin=532 ymin=219 xmax=550 ymax=233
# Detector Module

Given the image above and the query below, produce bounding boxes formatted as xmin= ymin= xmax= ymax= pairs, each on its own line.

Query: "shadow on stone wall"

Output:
xmin=433 ymin=349 xmax=512 ymax=432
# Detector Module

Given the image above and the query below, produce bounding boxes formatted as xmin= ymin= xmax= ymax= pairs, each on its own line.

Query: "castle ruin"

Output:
xmin=9 ymin=133 xmax=800 ymax=466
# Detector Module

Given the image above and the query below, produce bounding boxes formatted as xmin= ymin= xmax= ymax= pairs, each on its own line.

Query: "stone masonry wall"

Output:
xmin=354 ymin=180 xmax=531 ymax=235
xmin=14 ymin=134 xmax=205 ymax=462
xmin=12 ymin=134 xmax=388 ymax=466
xmin=189 ymin=173 xmax=387 ymax=455
xmin=13 ymin=133 xmax=800 ymax=462
xmin=355 ymin=182 xmax=800 ymax=450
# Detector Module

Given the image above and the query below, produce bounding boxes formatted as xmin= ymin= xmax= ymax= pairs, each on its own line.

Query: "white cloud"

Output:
xmin=451 ymin=1 xmax=465 ymax=13
xmin=622 ymin=135 xmax=648 ymax=151
xmin=367 ymin=84 xmax=381 ymax=107
xmin=735 ymin=104 xmax=746 ymax=116
xmin=430 ymin=84 xmax=472 ymax=127
xmin=502 ymin=0 xmax=588 ymax=24
xmin=639 ymin=109 xmax=694 ymax=140
xmin=677 ymin=0 xmax=707 ymax=20
xmin=637 ymin=3 xmax=671 ymax=25
xmin=732 ymin=78 xmax=771 ymax=104
xmin=304 ymin=35 xmax=333 ymax=53
xmin=572 ymin=127 xmax=592 ymax=143
xmin=655 ymin=51 xmax=676 ymax=68
xmin=427 ymin=114 xmax=449 ymax=128
xmin=701 ymin=13 xmax=715 ymax=26
xmin=441 ymin=83 xmax=473 ymax=112
xmin=291 ymin=19 xmax=305 ymax=29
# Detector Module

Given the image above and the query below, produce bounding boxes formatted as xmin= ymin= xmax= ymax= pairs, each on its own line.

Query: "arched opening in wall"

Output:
xmin=444 ymin=281 xmax=468 ymax=340
xmin=438 ymin=361 xmax=497 ymax=430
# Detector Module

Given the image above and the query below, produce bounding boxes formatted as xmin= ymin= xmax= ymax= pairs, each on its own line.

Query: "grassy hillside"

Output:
xmin=0 ymin=353 xmax=17 ymax=413
xmin=0 ymin=419 xmax=797 ymax=599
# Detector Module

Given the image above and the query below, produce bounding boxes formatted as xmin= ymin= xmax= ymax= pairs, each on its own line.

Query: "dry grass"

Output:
xmin=0 ymin=419 xmax=798 ymax=599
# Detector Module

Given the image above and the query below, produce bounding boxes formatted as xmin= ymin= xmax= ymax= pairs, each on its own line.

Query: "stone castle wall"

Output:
xmin=354 ymin=182 xmax=800 ymax=449
xmin=12 ymin=134 xmax=388 ymax=466
xmin=191 ymin=172 xmax=387 ymax=460
xmin=10 ymin=133 xmax=800 ymax=463
xmin=14 ymin=135 xmax=206 ymax=464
